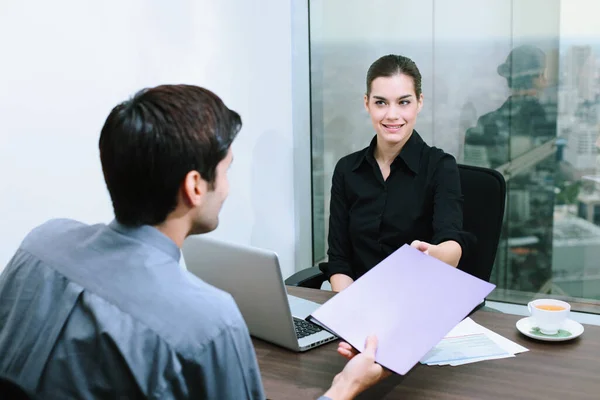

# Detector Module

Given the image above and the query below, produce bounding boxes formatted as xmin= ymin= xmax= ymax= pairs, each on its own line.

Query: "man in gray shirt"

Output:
xmin=0 ymin=85 xmax=388 ymax=399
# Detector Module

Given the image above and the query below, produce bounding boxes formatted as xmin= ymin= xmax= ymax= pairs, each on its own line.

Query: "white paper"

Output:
xmin=451 ymin=318 xmax=528 ymax=354
xmin=449 ymin=353 xmax=515 ymax=366
xmin=421 ymin=333 xmax=510 ymax=364
xmin=421 ymin=318 xmax=528 ymax=366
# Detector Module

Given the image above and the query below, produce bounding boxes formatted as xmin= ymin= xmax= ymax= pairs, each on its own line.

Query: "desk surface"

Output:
xmin=252 ymin=286 xmax=600 ymax=400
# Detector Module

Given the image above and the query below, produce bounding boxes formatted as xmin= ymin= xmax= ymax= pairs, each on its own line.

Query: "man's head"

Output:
xmin=497 ymin=45 xmax=547 ymax=92
xmin=99 ymin=84 xmax=240 ymax=234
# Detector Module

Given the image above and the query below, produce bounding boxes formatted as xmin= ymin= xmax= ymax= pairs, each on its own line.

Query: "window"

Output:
xmin=309 ymin=0 xmax=600 ymax=312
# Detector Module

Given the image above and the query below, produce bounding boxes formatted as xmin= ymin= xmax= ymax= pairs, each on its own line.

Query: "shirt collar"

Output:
xmin=351 ymin=130 xmax=424 ymax=174
xmin=108 ymin=219 xmax=181 ymax=262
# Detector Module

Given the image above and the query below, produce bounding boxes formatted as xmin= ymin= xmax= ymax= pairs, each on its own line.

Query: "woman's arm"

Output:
xmin=330 ymin=274 xmax=354 ymax=292
xmin=320 ymin=160 xmax=355 ymax=291
xmin=413 ymin=154 xmax=468 ymax=267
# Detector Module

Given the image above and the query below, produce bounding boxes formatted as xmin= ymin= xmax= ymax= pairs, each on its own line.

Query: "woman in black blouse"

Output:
xmin=320 ymin=54 xmax=471 ymax=292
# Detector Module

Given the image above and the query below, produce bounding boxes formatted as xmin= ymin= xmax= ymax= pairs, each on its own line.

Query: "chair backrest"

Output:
xmin=456 ymin=164 xmax=506 ymax=282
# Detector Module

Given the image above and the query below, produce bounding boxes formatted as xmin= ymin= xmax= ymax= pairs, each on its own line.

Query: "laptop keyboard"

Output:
xmin=293 ymin=317 xmax=324 ymax=339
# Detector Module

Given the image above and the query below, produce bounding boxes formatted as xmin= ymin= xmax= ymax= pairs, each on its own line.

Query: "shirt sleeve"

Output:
xmin=172 ymin=321 xmax=265 ymax=400
xmin=430 ymin=154 xmax=473 ymax=256
xmin=319 ymin=159 xmax=355 ymax=280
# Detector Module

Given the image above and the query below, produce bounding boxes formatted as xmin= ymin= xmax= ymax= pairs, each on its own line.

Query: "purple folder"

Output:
xmin=309 ymin=244 xmax=495 ymax=375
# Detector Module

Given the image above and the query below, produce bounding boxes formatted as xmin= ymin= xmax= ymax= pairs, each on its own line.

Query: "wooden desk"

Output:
xmin=252 ymin=286 xmax=600 ymax=400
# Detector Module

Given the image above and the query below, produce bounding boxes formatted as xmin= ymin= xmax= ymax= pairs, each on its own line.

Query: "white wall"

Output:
xmin=0 ymin=0 xmax=310 ymax=279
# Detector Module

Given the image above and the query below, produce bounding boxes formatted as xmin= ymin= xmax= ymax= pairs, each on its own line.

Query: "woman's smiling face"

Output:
xmin=364 ymin=73 xmax=423 ymax=147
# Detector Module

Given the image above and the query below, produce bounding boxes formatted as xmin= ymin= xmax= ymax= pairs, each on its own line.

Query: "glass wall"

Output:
xmin=310 ymin=0 xmax=600 ymax=312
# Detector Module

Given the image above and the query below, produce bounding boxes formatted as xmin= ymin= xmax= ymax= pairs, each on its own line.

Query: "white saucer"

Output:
xmin=516 ymin=317 xmax=584 ymax=342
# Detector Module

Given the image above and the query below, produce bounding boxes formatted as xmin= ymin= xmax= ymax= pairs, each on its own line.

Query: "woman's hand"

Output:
xmin=410 ymin=240 xmax=462 ymax=267
xmin=410 ymin=240 xmax=433 ymax=255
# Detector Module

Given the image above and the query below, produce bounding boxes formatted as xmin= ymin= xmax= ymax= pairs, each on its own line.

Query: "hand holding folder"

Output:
xmin=308 ymin=244 xmax=496 ymax=375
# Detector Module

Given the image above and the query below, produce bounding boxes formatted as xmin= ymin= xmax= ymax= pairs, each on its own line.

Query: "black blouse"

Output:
xmin=320 ymin=131 xmax=472 ymax=280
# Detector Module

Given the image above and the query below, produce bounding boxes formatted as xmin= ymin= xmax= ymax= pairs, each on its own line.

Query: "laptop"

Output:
xmin=181 ymin=235 xmax=337 ymax=351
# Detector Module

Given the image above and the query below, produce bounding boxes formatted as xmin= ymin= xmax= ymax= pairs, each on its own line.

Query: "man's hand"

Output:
xmin=324 ymin=336 xmax=391 ymax=400
xmin=337 ymin=341 xmax=358 ymax=360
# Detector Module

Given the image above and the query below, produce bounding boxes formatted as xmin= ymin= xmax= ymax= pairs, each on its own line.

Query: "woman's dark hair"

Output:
xmin=497 ymin=45 xmax=546 ymax=90
xmin=366 ymin=54 xmax=422 ymax=97
xmin=99 ymin=84 xmax=241 ymax=227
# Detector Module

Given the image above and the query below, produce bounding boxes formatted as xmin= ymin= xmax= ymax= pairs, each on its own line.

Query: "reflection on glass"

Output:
xmin=464 ymin=45 xmax=557 ymax=297
xmin=309 ymin=0 xmax=600 ymax=311
xmin=554 ymin=42 xmax=600 ymax=303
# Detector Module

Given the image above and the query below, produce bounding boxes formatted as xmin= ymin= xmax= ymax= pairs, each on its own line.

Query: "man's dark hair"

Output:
xmin=99 ymin=84 xmax=241 ymax=226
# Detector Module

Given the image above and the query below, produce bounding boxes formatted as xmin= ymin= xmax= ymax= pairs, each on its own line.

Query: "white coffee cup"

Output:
xmin=527 ymin=299 xmax=570 ymax=335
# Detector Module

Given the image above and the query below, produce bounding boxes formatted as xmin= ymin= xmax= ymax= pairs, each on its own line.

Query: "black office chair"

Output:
xmin=285 ymin=164 xmax=506 ymax=290
xmin=454 ymin=164 xmax=506 ymax=282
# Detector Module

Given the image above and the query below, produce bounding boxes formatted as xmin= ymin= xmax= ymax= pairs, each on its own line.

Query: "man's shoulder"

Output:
xmin=18 ymin=219 xmax=111 ymax=265
xmin=157 ymin=274 xmax=250 ymax=351
xmin=182 ymin=274 xmax=240 ymax=316
xmin=28 ymin=217 xmax=85 ymax=233
xmin=22 ymin=218 xmax=94 ymax=247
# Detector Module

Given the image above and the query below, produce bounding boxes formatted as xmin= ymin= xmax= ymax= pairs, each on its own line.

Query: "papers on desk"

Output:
xmin=421 ymin=317 xmax=528 ymax=366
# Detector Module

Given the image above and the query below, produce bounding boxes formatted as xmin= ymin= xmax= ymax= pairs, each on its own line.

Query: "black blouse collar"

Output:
xmin=352 ymin=130 xmax=424 ymax=174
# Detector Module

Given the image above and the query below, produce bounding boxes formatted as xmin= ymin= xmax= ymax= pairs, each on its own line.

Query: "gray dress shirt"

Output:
xmin=0 ymin=219 xmax=265 ymax=399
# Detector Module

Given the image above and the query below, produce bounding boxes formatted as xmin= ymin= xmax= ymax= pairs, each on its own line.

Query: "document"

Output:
xmin=308 ymin=244 xmax=496 ymax=375
xmin=420 ymin=333 xmax=510 ymax=365
xmin=421 ymin=317 xmax=528 ymax=366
